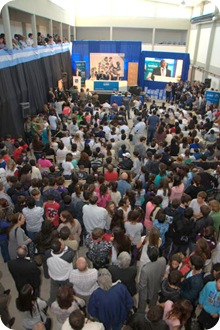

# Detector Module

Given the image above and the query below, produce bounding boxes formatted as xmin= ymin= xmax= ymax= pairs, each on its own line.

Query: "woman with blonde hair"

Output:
xmin=72 ymin=133 xmax=84 ymax=152
xmin=5 ymin=159 xmax=17 ymax=177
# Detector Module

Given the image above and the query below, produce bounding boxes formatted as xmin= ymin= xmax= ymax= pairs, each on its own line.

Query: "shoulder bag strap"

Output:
xmin=36 ymin=300 xmax=44 ymax=323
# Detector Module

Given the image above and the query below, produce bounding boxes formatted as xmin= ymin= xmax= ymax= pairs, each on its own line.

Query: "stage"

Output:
xmin=85 ymin=79 xmax=128 ymax=93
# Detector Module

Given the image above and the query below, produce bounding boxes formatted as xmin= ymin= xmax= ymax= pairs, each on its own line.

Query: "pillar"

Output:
xmin=110 ymin=26 xmax=113 ymax=41
xmin=49 ymin=19 xmax=53 ymax=37
xmin=31 ymin=14 xmax=37 ymax=47
xmin=152 ymin=28 xmax=156 ymax=51
xmin=22 ymin=22 xmax=27 ymax=39
xmin=59 ymin=22 xmax=63 ymax=41
xmin=2 ymin=5 xmax=12 ymax=49
xmin=67 ymin=25 xmax=71 ymax=42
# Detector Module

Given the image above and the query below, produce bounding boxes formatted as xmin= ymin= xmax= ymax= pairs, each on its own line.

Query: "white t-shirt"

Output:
xmin=61 ymin=137 xmax=71 ymax=150
xmin=62 ymin=161 xmax=74 ymax=176
xmin=62 ymin=318 xmax=104 ymax=330
xmin=49 ymin=115 xmax=57 ymax=130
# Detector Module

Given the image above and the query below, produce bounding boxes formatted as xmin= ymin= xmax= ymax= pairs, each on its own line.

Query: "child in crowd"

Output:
xmin=43 ymin=194 xmax=60 ymax=227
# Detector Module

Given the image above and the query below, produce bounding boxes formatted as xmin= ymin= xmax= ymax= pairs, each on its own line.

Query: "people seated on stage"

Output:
xmin=96 ymin=70 xmax=109 ymax=80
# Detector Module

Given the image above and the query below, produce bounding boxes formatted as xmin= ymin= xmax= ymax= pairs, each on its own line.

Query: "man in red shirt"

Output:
xmin=104 ymin=164 xmax=118 ymax=182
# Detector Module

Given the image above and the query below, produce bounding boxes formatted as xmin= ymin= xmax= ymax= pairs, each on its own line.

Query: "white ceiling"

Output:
xmin=149 ymin=0 xmax=209 ymax=7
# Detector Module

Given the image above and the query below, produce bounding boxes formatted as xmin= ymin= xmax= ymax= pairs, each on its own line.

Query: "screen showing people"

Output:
xmin=90 ymin=53 xmax=125 ymax=80
xmin=144 ymin=58 xmax=183 ymax=82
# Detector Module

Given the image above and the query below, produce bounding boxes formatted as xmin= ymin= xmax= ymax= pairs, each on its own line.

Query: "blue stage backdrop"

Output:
xmin=72 ymin=41 xmax=142 ymax=81
xmin=139 ymin=51 xmax=190 ymax=99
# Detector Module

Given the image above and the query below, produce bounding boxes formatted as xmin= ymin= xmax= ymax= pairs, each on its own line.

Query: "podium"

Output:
xmin=73 ymin=76 xmax=81 ymax=90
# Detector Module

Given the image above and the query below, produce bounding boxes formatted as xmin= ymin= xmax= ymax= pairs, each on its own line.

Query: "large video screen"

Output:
xmin=144 ymin=57 xmax=183 ymax=82
xmin=90 ymin=53 xmax=125 ymax=78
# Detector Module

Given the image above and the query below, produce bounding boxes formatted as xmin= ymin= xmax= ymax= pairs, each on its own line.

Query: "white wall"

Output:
xmin=197 ymin=26 xmax=211 ymax=64
xmin=10 ymin=20 xmax=23 ymax=36
xmin=194 ymin=70 xmax=204 ymax=82
xmin=210 ymin=24 xmax=220 ymax=68
xmin=187 ymin=28 xmax=197 ymax=62
xmin=8 ymin=0 xmax=75 ymax=26
xmin=154 ymin=45 xmax=186 ymax=52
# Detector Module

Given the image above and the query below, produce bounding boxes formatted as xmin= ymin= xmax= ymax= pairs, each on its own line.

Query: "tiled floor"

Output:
xmin=0 ymin=246 xmax=88 ymax=330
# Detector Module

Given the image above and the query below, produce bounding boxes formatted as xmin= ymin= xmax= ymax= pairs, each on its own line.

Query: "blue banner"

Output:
xmin=205 ymin=90 xmax=220 ymax=106
xmin=94 ymin=81 xmax=119 ymax=91
xmin=75 ymin=61 xmax=86 ymax=86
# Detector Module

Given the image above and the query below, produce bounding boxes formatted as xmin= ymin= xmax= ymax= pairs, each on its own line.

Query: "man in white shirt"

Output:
xmin=30 ymin=159 xmax=42 ymax=180
xmin=62 ymin=310 xmax=104 ymax=330
xmin=61 ymin=133 xmax=71 ymax=150
xmin=102 ymin=100 xmax=111 ymax=112
xmin=46 ymin=238 xmax=74 ymax=305
xmin=133 ymin=117 xmax=146 ymax=145
xmin=83 ymin=196 xmax=108 ymax=233
xmin=54 ymin=100 xmax=65 ymax=115
xmin=26 ymin=33 xmax=34 ymax=46
xmin=120 ymin=123 xmax=130 ymax=137
xmin=69 ymin=257 xmax=98 ymax=303
xmin=103 ymin=123 xmax=111 ymax=140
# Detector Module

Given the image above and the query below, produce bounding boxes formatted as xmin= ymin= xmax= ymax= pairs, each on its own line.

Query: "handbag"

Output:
xmin=74 ymin=298 xmax=87 ymax=316
xmin=36 ymin=301 xmax=52 ymax=330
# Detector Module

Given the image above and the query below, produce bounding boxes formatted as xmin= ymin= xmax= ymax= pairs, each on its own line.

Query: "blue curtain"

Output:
xmin=72 ymin=41 xmax=142 ymax=80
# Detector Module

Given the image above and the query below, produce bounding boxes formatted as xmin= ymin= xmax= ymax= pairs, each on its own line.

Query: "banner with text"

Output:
xmin=75 ymin=61 xmax=86 ymax=86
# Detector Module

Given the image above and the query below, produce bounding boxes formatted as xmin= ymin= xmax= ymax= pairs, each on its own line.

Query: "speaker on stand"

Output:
xmin=204 ymin=78 xmax=211 ymax=88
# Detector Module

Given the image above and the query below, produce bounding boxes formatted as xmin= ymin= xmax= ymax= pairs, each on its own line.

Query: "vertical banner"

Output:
xmin=128 ymin=62 xmax=138 ymax=86
xmin=75 ymin=61 xmax=86 ymax=86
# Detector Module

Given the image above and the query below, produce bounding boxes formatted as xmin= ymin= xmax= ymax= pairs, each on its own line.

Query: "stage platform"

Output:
xmin=86 ymin=79 xmax=127 ymax=93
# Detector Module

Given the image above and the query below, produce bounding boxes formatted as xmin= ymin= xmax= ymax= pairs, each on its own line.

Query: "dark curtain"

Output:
xmin=0 ymin=50 xmax=72 ymax=137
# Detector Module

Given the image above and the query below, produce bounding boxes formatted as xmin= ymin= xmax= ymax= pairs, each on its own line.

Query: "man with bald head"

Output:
xmin=117 ymin=172 xmax=132 ymax=197
xmin=8 ymin=245 xmax=41 ymax=295
xmin=69 ymin=257 xmax=98 ymax=304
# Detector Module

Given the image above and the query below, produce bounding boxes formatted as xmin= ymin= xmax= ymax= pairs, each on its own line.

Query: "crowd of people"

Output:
xmin=0 ymin=80 xmax=220 ymax=330
xmin=0 ymin=32 xmax=69 ymax=50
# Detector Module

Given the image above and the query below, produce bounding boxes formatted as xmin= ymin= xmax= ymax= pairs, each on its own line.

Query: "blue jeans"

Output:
xmin=147 ymin=128 xmax=155 ymax=145
xmin=0 ymin=239 xmax=10 ymax=262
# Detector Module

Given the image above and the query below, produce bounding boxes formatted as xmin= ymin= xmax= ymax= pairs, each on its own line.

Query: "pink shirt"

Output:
xmin=144 ymin=201 xmax=155 ymax=229
xmin=163 ymin=300 xmax=181 ymax=330
xmin=96 ymin=192 xmax=111 ymax=208
xmin=38 ymin=158 xmax=53 ymax=168
xmin=169 ymin=183 xmax=184 ymax=203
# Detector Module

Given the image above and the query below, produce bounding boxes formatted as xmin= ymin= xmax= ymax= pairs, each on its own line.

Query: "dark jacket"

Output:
xmin=127 ymin=312 xmax=169 ymax=330
xmin=180 ymin=271 xmax=204 ymax=307
xmin=8 ymin=258 xmax=41 ymax=292
xmin=169 ymin=214 xmax=195 ymax=245
xmin=159 ymin=278 xmax=180 ymax=303
xmin=118 ymin=158 xmax=133 ymax=170
xmin=108 ymin=265 xmax=137 ymax=296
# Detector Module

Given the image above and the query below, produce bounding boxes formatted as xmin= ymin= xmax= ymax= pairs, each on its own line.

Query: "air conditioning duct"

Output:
xmin=190 ymin=13 xmax=216 ymax=24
